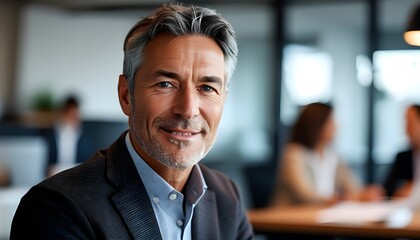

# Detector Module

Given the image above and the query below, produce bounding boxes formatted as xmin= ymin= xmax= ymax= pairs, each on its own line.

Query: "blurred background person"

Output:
xmin=46 ymin=95 xmax=83 ymax=177
xmin=270 ymin=102 xmax=383 ymax=206
xmin=383 ymin=104 xmax=420 ymax=198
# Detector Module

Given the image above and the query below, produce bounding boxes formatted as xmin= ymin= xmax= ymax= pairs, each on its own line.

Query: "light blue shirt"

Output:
xmin=125 ymin=133 xmax=207 ymax=240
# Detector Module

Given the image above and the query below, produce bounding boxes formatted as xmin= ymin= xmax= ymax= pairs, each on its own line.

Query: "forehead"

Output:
xmin=146 ymin=33 xmax=223 ymax=58
xmin=142 ymin=34 xmax=225 ymax=74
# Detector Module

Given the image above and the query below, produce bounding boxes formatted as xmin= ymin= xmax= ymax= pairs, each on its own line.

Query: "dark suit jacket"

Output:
xmin=383 ymin=149 xmax=414 ymax=197
xmin=11 ymin=132 xmax=254 ymax=240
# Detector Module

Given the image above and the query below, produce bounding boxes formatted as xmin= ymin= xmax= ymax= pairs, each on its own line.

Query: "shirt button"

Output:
xmin=153 ymin=197 xmax=160 ymax=203
xmin=176 ymin=219 xmax=184 ymax=227
xmin=169 ymin=193 xmax=177 ymax=200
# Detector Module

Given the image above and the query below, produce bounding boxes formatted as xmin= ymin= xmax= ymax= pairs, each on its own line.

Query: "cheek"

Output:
xmin=134 ymin=93 xmax=169 ymax=117
xmin=130 ymin=101 xmax=151 ymax=130
xmin=203 ymin=101 xmax=225 ymax=129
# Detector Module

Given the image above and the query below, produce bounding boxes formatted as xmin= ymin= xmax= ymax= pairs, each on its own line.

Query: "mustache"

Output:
xmin=154 ymin=117 xmax=208 ymax=132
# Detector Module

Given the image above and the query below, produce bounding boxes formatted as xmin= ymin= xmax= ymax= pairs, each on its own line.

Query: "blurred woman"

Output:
xmin=270 ymin=102 xmax=382 ymax=206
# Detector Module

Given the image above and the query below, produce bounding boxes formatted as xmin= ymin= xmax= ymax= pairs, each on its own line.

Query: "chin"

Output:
xmin=160 ymin=157 xmax=199 ymax=169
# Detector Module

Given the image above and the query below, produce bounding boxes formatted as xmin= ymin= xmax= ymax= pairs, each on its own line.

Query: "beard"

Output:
xmin=129 ymin=113 xmax=215 ymax=169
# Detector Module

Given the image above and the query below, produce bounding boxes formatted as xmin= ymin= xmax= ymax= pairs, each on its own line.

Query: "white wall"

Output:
xmin=16 ymin=4 xmax=149 ymax=120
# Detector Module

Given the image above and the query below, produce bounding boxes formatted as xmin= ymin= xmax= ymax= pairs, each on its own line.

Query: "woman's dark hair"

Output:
xmin=410 ymin=104 xmax=420 ymax=116
xmin=289 ymin=102 xmax=333 ymax=149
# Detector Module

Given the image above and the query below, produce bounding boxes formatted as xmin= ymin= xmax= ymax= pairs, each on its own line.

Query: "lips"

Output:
xmin=161 ymin=128 xmax=200 ymax=146
xmin=155 ymin=118 xmax=208 ymax=138
xmin=170 ymin=131 xmax=195 ymax=136
xmin=162 ymin=128 xmax=200 ymax=136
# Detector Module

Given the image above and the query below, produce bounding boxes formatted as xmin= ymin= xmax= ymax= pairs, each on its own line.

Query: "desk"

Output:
xmin=248 ymin=205 xmax=420 ymax=239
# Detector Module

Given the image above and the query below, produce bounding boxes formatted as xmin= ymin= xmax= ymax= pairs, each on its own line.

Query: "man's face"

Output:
xmin=119 ymin=33 xmax=226 ymax=169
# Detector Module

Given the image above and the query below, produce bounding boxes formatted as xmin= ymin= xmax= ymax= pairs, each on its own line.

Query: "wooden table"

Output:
xmin=248 ymin=205 xmax=420 ymax=239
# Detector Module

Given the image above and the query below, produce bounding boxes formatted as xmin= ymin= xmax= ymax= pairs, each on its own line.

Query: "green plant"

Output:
xmin=31 ymin=90 xmax=56 ymax=111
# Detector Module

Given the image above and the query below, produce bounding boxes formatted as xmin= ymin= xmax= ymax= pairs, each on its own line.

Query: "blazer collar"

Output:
xmin=106 ymin=131 xmax=138 ymax=189
xmin=106 ymin=131 xmax=162 ymax=240
xmin=192 ymin=190 xmax=220 ymax=240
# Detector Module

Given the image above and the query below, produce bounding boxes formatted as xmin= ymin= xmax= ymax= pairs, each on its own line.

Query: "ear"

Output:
xmin=118 ymin=74 xmax=131 ymax=116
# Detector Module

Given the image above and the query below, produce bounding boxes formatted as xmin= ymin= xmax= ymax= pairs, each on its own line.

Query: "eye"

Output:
xmin=157 ymin=82 xmax=173 ymax=88
xmin=199 ymin=85 xmax=216 ymax=93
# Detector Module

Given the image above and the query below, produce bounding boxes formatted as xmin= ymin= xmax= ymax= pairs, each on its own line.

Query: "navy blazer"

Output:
xmin=11 ymin=132 xmax=254 ymax=240
xmin=383 ymin=149 xmax=414 ymax=197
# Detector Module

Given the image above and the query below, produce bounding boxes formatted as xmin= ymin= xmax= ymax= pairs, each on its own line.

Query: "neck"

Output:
xmin=160 ymin=168 xmax=192 ymax=192
xmin=314 ymin=143 xmax=325 ymax=158
xmin=136 ymin=147 xmax=193 ymax=192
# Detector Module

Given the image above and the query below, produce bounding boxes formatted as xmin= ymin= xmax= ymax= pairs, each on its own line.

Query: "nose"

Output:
xmin=173 ymin=86 xmax=200 ymax=119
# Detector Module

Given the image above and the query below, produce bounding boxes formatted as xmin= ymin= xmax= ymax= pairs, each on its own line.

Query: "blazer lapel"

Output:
xmin=192 ymin=190 xmax=220 ymax=240
xmin=112 ymin=181 xmax=162 ymax=240
xmin=106 ymin=132 xmax=162 ymax=240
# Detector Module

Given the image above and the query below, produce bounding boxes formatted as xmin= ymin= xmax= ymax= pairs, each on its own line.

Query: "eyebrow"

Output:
xmin=201 ymin=76 xmax=224 ymax=89
xmin=153 ymin=70 xmax=224 ymax=88
xmin=153 ymin=70 xmax=181 ymax=81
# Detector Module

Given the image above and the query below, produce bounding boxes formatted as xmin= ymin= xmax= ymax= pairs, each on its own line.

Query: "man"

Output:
xmin=384 ymin=104 xmax=420 ymax=198
xmin=11 ymin=4 xmax=254 ymax=240
xmin=45 ymin=95 xmax=84 ymax=177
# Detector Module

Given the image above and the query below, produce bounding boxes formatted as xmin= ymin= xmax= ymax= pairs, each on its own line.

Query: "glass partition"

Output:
xmin=282 ymin=1 xmax=369 ymax=180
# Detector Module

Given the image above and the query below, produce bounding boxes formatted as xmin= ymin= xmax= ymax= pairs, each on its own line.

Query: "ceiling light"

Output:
xmin=404 ymin=5 xmax=420 ymax=46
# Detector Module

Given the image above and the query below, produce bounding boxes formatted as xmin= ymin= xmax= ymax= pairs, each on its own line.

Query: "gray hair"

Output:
xmin=123 ymin=3 xmax=238 ymax=95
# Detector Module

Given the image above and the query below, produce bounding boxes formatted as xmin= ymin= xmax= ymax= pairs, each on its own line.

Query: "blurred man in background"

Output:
xmin=384 ymin=104 xmax=420 ymax=198
xmin=45 ymin=95 xmax=83 ymax=177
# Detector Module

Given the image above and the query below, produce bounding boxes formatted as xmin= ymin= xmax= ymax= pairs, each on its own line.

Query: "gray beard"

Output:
xmin=130 ymin=117 xmax=211 ymax=169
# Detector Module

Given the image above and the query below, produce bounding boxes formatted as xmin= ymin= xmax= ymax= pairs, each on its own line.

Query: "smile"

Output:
xmin=171 ymin=131 xmax=194 ymax=136
xmin=161 ymin=128 xmax=201 ymax=137
xmin=162 ymin=129 xmax=200 ymax=148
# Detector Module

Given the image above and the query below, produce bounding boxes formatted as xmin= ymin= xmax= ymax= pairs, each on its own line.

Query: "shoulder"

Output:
xmin=198 ymin=164 xmax=240 ymax=199
xmin=284 ymin=142 xmax=305 ymax=152
xmin=282 ymin=143 xmax=307 ymax=158
xmin=199 ymin=164 xmax=234 ymax=187
xmin=12 ymin=151 xmax=112 ymax=232
xmin=396 ymin=149 xmax=412 ymax=159
xmin=392 ymin=149 xmax=413 ymax=166
xmin=32 ymin=150 xmax=109 ymax=201
xmin=281 ymin=143 xmax=309 ymax=167
xmin=11 ymin=153 xmax=109 ymax=238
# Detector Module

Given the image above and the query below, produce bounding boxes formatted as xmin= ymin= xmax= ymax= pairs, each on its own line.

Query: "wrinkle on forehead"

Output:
xmin=142 ymin=33 xmax=225 ymax=82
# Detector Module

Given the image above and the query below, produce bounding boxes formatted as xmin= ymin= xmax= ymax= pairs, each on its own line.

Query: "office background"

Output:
xmin=1 ymin=0 xmax=420 ymax=214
